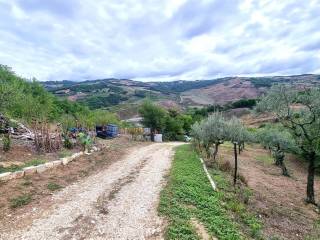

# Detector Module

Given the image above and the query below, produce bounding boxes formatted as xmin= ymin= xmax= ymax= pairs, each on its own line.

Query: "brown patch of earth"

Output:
xmin=218 ymin=144 xmax=320 ymax=240
xmin=190 ymin=218 xmax=218 ymax=240
xmin=0 ymin=135 xmax=144 ymax=232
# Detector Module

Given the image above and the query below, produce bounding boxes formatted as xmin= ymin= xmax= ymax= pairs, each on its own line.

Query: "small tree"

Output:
xmin=225 ymin=117 xmax=249 ymax=185
xmin=256 ymin=84 xmax=320 ymax=204
xmin=256 ymin=126 xmax=295 ymax=176
xmin=139 ymin=101 xmax=167 ymax=141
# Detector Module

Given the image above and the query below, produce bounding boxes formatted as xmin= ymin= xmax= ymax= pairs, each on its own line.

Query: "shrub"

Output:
xmin=3 ymin=133 xmax=11 ymax=152
xmin=10 ymin=194 xmax=32 ymax=208
xmin=47 ymin=182 xmax=62 ymax=191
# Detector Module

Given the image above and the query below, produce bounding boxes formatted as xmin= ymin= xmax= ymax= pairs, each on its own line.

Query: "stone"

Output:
xmin=52 ymin=160 xmax=62 ymax=167
xmin=62 ymin=157 xmax=71 ymax=165
xmin=35 ymin=164 xmax=47 ymax=173
xmin=11 ymin=170 xmax=24 ymax=179
xmin=23 ymin=166 xmax=37 ymax=175
xmin=0 ymin=172 xmax=13 ymax=181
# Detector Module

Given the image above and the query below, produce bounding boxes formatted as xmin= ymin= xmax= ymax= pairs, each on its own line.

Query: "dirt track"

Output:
xmin=1 ymin=142 xmax=182 ymax=240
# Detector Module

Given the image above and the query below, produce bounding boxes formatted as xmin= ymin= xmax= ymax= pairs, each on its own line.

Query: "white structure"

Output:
xmin=154 ymin=134 xmax=162 ymax=142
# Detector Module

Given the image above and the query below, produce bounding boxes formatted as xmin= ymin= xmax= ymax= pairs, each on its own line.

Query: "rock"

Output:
xmin=36 ymin=164 xmax=47 ymax=173
xmin=0 ymin=172 xmax=13 ymax=181
xmin=62 ymin=157 xmax=71 ymax=165
xmin=23 ymin=166 xmax=37 ymax=175
xmin=11 ymin=170 xmax=25 ymax=179
xmin=52 ymin=160 xmax=62 ymax=167
xmin=45 ymin=162 xmax=55 ymax=169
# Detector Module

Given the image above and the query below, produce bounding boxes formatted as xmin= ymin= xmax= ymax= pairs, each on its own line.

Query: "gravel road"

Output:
xmin=1 ymin=142 xmax=182 ymax=240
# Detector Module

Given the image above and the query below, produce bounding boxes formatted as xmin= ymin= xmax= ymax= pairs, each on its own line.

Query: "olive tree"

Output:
xmin=256 ymin=84 xmax=320 ymax=204
xmin=226 ymin=117 xmax=250 ymax=185
xmin=256 ymin=126 xmax=296 ymax=176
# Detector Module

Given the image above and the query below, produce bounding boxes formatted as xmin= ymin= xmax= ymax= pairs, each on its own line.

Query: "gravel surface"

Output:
xmin=1 ymin=142 xmax=182 ymax=240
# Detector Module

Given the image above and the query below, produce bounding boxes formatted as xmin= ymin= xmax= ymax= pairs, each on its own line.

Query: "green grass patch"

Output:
xmin=47 ymin=182 xmax=63 ymax=191
xmin=0 ymin=159 xmax=46 ymax=174
xmin=159 ymin=144 xmax=245 ymax=240
xmin=9 ymin=194 xmax=32 ymax=208
xmin=23 ymin=159 xmax=46 ymax=167
xmin=58 ymin=150 xmax=72 ymax=158
xmin=255 ymin=155 xmax=274 ymax=165
xmin=0 ymin=165 xmax=22 ymax=173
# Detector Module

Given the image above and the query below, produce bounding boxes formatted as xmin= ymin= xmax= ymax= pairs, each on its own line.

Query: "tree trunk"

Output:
xmin=213 ymin=142 xmax=220 ymax=161
xmin=233 ymin=142 xmax=238 ymax=186
xmin=280 ymin=162 xmax=289 ymax=177
xmin=306 ymin=152 xmax=316 ymax=204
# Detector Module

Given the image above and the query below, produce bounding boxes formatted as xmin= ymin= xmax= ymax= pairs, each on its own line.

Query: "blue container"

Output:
xmin=106 ymin=124 xmax=118 ymax=137
xmin=96 ymin=124 xmax=118 ymax=138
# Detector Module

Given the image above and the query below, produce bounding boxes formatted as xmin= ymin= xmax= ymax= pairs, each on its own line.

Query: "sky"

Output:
xmin=0 ymin=0 xmax=319 ymax=82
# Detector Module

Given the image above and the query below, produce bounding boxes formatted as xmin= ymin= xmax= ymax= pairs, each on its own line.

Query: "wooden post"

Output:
xmin=233 ymin=142 xmax=238 ymax=186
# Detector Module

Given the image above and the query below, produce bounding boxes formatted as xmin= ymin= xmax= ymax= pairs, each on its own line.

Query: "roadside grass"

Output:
xmin=159 ymin=144 xmax=263 ymax=240
xmin=47 ymin=182 xmax=63 ymax=191
xmin=9 ymin=194 xmax=32 ymax=208
xmin=0 ymin=159 xmax=46 ymax=174
xmin=305 ymin=219 xmax=320 ymax=240
xmin=58 ymin=150 xmax=72 ymax=158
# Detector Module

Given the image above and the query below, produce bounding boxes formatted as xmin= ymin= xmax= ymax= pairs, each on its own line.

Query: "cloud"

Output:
xmin=0 ymin=0 xmax=319 ymax=81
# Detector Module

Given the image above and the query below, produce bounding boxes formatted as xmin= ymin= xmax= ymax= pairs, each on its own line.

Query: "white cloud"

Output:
xmin=0 ymin=0 xmax=319 ymax=81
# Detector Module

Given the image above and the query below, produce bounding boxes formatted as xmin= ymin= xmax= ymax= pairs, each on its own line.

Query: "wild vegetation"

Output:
xmin=0 ymin=65 xmax=121 ymax=154
xmin=139 ymin=101 xmax=192 ymax=141
xmin=159 ymin=145 xmax=261 ymax=239
xmin=256 ymin=84 xmax=320 ymax=204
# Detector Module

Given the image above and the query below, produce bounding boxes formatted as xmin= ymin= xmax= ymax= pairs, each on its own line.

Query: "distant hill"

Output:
xmin=42 ymin=74 xmax=320 ymax=110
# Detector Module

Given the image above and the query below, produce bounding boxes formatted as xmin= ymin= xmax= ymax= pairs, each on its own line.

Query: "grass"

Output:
xmin=58 ymin=150 xmax=72 ymax=158
xmin=23 ymin=159 xmax=46 ymax=167
xmin=0 ymin=159 xmax=46 ymax=174
xmin=159 ymin=144 xmax=261 ymax=240
xmin=47 ymin=182 xmax=62 ymax=191
xmin=10 ymin=194 xmax=32 ymax=208
xmin=305 ymin=219 xmax=320 ymax=240
xmin=255 ymin=155 xmax=274 ymax=165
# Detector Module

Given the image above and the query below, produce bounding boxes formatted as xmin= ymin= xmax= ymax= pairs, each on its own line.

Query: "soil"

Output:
xmin=0 ymin=139 xmax=81 ymax=167
xmin=181 ymin=78 xmax=262 ymax=106
xmin=218 ymin=144 xmax=320 ymax=240
xmin=0 ymin=136 xmax=142 ymax=231
xmin=0 ymin=139 xmax=182 ymax=240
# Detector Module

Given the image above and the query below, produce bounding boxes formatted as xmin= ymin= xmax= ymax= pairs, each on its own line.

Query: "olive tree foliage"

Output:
xmin=191 ymin=112 xmax=227 ymax=160
xmin=225 ymin=117 xmax=252 ymax=185
xmin=256 ymin=84 xmax=320 ymax=204
xmin=256 ymin=126 xmax=296 ymax=176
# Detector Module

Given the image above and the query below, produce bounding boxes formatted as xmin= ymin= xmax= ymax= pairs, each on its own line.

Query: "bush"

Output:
xmin=47 ymin=182 xmax=62 ymax=191
xmin=3 ymin=133 xmax=11 ymax=152
xmin=10 ymin=194 xmax=32 ymax=208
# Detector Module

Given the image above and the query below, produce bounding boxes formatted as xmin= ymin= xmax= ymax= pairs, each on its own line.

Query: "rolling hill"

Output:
xmin=43 ymin=74 xmax=320 ymax=112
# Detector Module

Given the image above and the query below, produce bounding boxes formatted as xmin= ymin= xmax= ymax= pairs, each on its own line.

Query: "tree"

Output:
xmin=225 ymin=117 xmax=250 ymax=185
xmin=139 ymin=101 xmax=167 ymax=141
xmin=256 ymin=126 xmax=296 ymax=176
xmin=191 ymin=112 xmax=227 ymax=161
xmin=256 ymin=84 xmax=320 ymax=204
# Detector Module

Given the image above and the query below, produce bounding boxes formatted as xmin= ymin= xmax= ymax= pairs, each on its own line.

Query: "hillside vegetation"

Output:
xmin=0 ymin=65 xmax=120 ymax=128
xmin=43 ymin=74 xmax=320 ymax=111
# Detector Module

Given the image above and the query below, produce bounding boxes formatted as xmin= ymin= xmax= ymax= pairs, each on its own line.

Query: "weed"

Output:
xmin=218 ymin=160 xmax=232 ymax=172
xmin=255 ymin=155 xmax=274 ymax=165
xmin=159 ymin=145 xmax=243 ymax=240
xmin=238 ymin=173 xmax=248 ymax=185
xmin=58 ymin=150 xmax=72 ymax=158
xmin=21 ymin=180 xmax=32 ymax=186
xmin=10 ymin=194 xmax=32 ymax=208
xmin=0 ymin=165 xmax=22 ymax=173
xmin=23 ymin=159 xmax=46 ymax=167
xmin=47 ymin=182 xmax=62 ymax=191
